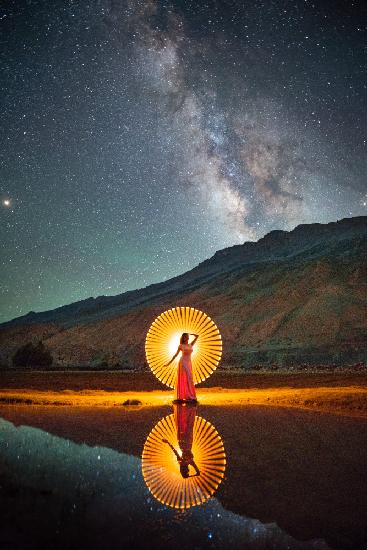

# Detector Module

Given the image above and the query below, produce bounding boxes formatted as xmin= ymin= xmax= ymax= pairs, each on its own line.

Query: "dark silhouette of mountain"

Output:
xmin=0 ymin=216 xmax=366 ymax=369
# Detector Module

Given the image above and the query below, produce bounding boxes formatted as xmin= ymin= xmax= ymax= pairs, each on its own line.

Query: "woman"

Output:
xmin=164 ymin=332 xmax=199 ymax=402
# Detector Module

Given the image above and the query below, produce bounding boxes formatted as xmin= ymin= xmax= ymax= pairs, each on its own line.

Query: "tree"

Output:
xmin=12 ymin=340 xmax=53 ymax=367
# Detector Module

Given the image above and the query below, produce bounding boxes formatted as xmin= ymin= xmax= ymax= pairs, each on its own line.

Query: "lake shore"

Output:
xmin=1 ymin=370 xmax=367 ymax=418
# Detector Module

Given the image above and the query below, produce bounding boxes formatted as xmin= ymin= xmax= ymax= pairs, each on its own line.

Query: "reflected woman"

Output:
xmin=162 ymin=402 xmax=200 ymax=478
xmin=164 ymin=332 xmax=199 ymax=402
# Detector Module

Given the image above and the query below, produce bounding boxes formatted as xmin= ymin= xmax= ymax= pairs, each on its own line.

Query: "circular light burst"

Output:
xmin=145 ymin=306 xmax=222 ymax=387
xmin=142 ymin=408 xmax=226 ymax=510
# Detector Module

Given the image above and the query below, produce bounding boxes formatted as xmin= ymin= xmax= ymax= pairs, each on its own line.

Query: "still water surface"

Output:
xmin=1 ymin=403 xmax=366 ymax=549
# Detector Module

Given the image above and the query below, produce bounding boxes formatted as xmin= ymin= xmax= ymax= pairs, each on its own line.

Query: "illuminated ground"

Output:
xmin=1 ymin=385 xmax=367 ymax=417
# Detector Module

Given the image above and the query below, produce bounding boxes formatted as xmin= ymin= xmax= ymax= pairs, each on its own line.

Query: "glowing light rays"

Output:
xmin=142 ymin=406 xmax=226 ymax=509
xmin=145 ymin=306 xmax=222 ymax=388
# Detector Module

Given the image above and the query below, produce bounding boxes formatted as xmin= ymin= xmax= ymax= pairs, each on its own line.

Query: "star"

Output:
xmin=0 ymin=0 xmax=365 ymax=323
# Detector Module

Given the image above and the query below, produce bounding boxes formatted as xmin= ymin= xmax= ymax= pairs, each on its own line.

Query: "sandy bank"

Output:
xmin=1 ymin=385 xmax=367 ymax=418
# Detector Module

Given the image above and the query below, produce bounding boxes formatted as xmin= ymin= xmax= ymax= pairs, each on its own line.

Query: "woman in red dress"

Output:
xmin=164 ymin=332 xmax=199 ymax=402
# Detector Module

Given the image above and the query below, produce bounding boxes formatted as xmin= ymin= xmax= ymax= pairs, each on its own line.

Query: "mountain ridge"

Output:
xmin=0 ymin=215 xmax=366 ymax=369
xmin=1 ymin=215 xmax=366 ymax=330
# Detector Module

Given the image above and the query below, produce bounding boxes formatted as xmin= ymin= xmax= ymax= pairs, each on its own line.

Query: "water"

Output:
xmin=1 ymin=403 xmax=366 ymax=549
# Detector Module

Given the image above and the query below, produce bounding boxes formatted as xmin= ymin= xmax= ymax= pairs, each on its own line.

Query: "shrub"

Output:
xmin=123 ymin=399 xmax=142 ymax=406
xmin=12 ymin=340 xmax=53 ymax=367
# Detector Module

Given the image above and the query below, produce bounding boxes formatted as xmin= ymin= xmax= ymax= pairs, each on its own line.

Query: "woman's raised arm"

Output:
xmin=189 ymin=459 xmax=200 ymax=476
xmin=189 ymin=333 xmax=199 ymax=346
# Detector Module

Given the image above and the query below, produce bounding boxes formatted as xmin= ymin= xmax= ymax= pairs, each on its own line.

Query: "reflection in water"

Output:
xmin=163 ymin=403 xmax=200 ymax=479
xmin=0 ymin=415 xmax=332 ymax=549
xmin=142 ymin=403 xmax=226 ymax=509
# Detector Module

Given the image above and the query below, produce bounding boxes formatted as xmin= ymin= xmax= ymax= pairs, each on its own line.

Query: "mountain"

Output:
xmin=1 ymin=216 xmax=366 ymax=369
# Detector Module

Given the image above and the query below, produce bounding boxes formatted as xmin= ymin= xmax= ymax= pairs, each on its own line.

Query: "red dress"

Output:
xmin=175 ymin=343 xmax=197 ymax=401
xmin=174 ymin=402 xmax=197 ymax=452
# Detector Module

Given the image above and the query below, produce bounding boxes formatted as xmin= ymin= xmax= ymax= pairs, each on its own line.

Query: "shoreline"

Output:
xmin=1 ymin=370 xmax=367 ymax=418
xmin=1 ymin=385 xmax=367 ymax=419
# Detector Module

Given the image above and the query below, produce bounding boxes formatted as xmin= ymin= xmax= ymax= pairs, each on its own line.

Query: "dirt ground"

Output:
xmin=1 ymin=368 xmax=367 ymax=391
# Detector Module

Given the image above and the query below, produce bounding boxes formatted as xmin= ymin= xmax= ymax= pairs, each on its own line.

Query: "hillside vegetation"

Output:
xmin=1 ymin=216 xmax=366 ymax=369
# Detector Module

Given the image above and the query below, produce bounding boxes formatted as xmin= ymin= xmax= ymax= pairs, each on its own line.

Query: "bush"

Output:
xmin=12 ymin=340 xmax=53 ymax=367
xmin=123 ymin=399 xmax=142 ymax=406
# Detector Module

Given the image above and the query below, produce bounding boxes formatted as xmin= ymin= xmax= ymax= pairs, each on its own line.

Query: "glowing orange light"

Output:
xmin=142 ymin=408 xmax=226 ymax=509
xmin=145 ymin=306 xmax=222 ymax=387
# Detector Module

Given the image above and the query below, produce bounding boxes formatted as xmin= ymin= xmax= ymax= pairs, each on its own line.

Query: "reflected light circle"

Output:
xmin=142 ymin=412 xmax=226 ymax=510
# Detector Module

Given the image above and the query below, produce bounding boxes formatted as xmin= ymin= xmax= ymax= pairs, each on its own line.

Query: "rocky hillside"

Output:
xmin=0 ymin=216 xmax=366 ymax=369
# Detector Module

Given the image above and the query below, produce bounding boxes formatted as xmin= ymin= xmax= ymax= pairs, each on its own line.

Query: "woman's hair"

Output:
xmin=179 ymin=463 xmax=190 ymax=478
xmin=180 ymin=333 xmax=189 ymax=344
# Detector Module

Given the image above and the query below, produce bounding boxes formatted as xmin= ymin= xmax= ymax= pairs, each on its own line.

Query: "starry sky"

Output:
xmin=0 ymin=0 xmax=366 ymax=323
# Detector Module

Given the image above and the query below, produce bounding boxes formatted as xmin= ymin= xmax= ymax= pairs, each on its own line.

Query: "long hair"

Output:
xmin=180 ymin=462 xmax=190 ymax=478
xmin=180 ymin=332 xmax=189 ymax=344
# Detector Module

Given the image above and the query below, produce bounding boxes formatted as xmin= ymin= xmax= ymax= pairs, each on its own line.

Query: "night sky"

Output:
xmin=0 ymin=0 xmax=366 ymax=323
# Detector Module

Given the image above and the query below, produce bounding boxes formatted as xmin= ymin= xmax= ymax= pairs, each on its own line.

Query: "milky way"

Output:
xmin=0 ymin=0 xmax=366 ymax=322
